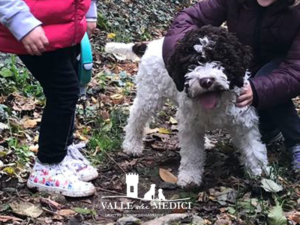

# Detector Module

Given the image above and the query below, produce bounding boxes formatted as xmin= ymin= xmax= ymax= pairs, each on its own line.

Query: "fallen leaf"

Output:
xmin=158 ymin=128 xmax=171 ymax=134
xmin=261 ymin=178 xmax=283 ymax=193
xmin=215 ymin=214 xmax=232 ymax=225
xmin=9 ymin=201 xmax=43 ymax=218
xmin=107 ymin=33 xmax=116 ymax=39
xmin=288 ymin=211 xmax=300 ymax=224
xmin=23 ymin=118 xmax=40 ymax=129
xmin=169 ymin=117 xmax=177 ymax=124
xmin=0 ymin=215 xmax=23 ymax=222
xmin=91 ymin=96 xmax=98 ymax=104
xmin=58 ymin=209 xmax=76 ymax=217
xmin=72 ymin=207 xmax=95 ymax=215
xmin=268 ymin=201 xmax=287 ymax=225
xmin=29 ymin=145 xmax=39 ymax=153
xmin=0 ymin=122 xmax=9 ymax=131
xmin=2 ymin=167 xmax=15 ymax=175
xmin=110 ymin=93 xmax=123 ymax=100
xmin=159 ymin=168 xmax=177 ymax=184
xmin=40 ymin=198 xmax=63 ymax=210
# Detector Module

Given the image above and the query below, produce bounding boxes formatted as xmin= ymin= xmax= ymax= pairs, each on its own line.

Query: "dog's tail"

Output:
xmin=105 ymin=42 xmax=148 ymax=61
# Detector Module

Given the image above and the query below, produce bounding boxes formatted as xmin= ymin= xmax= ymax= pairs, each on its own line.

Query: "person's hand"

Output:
xmin=236 ymin=82 xmax=253 ymax=108
xmin=21 ymin=26 xmax=49 ymax=56
xmin=87 ymin=21 xmax=97 ymax=36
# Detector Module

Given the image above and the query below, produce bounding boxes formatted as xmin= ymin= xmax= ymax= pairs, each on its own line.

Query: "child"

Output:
xmin=0 ymin=0 xmax=98 ymax=197
xmin=163 ymin=0 xmax=300 ymax=173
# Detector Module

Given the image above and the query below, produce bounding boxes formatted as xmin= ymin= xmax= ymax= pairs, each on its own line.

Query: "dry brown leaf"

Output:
xmin=159 ymin=168 xmax=177 ymax=184
xmin=9 ymin=201 xmax=43 ymax=218
xmin=9 ymin=93 xmax=37 ymax=112
xmin=110 ymin=93 xmax=123 ymax=100
xmin=40 ymin=198 xmax=63 ymax=210
xmin=91 ymin=96 xmax=98 ymax=103
xmin=23 ymin=118 xmax=40 ymax=129
xmin=58 ymin=209 xmax=76 ymax=217
xmin=0 ymin=215 xmax=23 ymax=222
xmin=29 ymin=145 xmax=39 ymax=153
xmin=289 ymin=212 xmax=300 ymax=224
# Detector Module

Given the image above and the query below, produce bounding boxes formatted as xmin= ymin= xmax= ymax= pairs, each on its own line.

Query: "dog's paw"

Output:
xmin=177 ymin=180 xmax=200 ymax=191
xmin=177 ymin=171 xmax=202 ymax=189
xmin=122 ymin=141 xmax=144 ymax=156
xmin=123 ymin=148 xmax=143 ymax=157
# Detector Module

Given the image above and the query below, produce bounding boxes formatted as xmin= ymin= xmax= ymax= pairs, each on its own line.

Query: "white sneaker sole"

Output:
xmin=27 ymin=180 xmax=95 ymax=197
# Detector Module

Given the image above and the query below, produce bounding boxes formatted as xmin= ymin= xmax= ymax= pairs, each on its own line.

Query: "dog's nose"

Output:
xmin=199 ymin=78 xmax=215 ymax=89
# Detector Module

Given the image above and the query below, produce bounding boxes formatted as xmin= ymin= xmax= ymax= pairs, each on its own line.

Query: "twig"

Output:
xmin=103 ymin=151 xmax=126 ymax=174
xmin=97 ymin=187 xmax=126 ymax=196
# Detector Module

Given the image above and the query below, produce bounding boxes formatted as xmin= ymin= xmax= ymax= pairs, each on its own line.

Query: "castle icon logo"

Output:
xmin=126 ymin=173 xmax=139 ymax=198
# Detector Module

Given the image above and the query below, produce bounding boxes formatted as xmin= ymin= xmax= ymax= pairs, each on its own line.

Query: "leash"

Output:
xmin=77 ymin=33 xmax=93 ymax=116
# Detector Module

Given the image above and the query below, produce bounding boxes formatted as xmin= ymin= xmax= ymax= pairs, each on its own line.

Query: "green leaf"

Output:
xmin=72 ymin=207 xmax=95 ymax=215
xmin=0 ymin=68 xmax=13 ymax=78
xmin=268 ymin=201 xmax=287 ymax=225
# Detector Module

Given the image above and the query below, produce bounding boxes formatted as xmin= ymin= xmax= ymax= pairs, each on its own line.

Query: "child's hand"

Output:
xmin=87 ymin=22 xmax=97 ymax=36
xmin=236 ymin=83 xmax=253 ymax=108
xmin=21 ymin=26 xmax=49 ymax=56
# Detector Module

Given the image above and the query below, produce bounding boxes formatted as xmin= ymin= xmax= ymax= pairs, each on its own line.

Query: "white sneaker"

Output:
xmin=27 ymin=158 xmax=96 ymax=197
xmin=67 ymin=143 xmax=98 ymax=181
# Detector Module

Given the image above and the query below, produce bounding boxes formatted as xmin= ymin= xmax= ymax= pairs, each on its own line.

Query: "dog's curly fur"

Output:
xmin=168 ymin=26 xmax=253 ymax=91
xmin=105 ymin=26 xmax=269 ymax=188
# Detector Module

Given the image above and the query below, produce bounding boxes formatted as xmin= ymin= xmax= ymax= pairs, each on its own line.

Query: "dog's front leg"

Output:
xmin=228 ymin=124 xmax=269 ymax=177
xmin=177 ymin=109 xmax=205 ymax=188
xmin=123 ymin=94 xmax=165 ymax=156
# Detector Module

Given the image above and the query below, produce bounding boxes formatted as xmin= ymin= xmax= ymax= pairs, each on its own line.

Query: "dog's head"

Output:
xmin=167 ymin=25 xmax=252 ymax=110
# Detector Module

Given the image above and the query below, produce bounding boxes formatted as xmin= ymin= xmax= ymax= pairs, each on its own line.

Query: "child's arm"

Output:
xmin=0 ymin=0 xmax=41 ymax=41
xmin=86 ymin=0 xmax=97 ymax=36
xmin=0 ymin=0 xmax=48 ymax=55
xmin=250 ymin=30 xmax=300 ymax=109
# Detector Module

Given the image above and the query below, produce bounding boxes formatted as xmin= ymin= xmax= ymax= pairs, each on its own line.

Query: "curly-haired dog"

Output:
xmin=105 ymin=25 xmax=269 ymax=188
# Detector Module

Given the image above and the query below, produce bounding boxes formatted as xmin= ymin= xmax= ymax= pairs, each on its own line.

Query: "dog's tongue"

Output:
xmin=199 ymin=92 xmax=218 ymax=109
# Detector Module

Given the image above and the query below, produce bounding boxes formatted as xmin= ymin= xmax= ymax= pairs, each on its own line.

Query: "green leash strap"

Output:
xmin=78 ymin=32 xmax=93 ymax=96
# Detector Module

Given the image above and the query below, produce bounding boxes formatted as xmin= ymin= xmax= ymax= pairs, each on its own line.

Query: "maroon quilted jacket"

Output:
xmin=163 ymin=0 xmax=300 ymax=109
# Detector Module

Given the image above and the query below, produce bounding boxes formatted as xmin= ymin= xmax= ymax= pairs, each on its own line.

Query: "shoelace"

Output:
xmin=58 ymin=158 xmax=83 ymax=182
xmin=68 ymin=143 xmax=90 ymax=165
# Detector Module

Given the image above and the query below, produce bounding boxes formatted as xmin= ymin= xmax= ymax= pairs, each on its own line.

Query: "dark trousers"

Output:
xmin=19 ymin=46 xmax=79 ymax=164
xmin=256 ymin=58 xmax=300 ymax=147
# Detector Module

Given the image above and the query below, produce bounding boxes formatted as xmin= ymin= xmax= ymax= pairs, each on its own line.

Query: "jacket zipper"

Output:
xmin=253 ymin=6 xmax=266 ymax=62
xmin=73 ymin=0 xmax=78 ymax=46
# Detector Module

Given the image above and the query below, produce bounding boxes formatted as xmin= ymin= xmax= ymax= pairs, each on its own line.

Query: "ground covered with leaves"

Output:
xmin=0 ymin=1 xmax=300 ymax=225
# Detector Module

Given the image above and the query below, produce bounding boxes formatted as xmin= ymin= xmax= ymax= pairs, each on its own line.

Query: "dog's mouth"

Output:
xmin=198 ymin=91 xmax=221 ymax=110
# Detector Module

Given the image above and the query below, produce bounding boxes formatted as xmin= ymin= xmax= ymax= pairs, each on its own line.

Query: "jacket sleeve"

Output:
xmin=163 ymin=0 xmax=227 ymax=65
xmin=0 ymin=0 xmax=42 ymax=41
xmin=86 ymin=0 xmax=97 ymax=22
xmin=250 ymin=29 xmax=300 ymax=110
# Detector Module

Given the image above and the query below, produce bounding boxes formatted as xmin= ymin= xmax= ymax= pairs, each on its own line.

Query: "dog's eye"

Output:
xmin=188 ymin=65 xmax=197 ymax=71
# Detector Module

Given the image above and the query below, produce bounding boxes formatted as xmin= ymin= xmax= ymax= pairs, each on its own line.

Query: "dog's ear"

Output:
xmin=228 ymin=44 xmax=253 ymax=89
xmin=229 ymin=76 xmax=244 ymax=89
xmin=171 ymin=71 xmax=185 ymax=92
xmin=166 ymin=43 xmax=188 ymax=92
xmin=132 ymin=43 xmax=148 ymax=57
xmin=242 ymin=45 xmax=252 ymax=70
